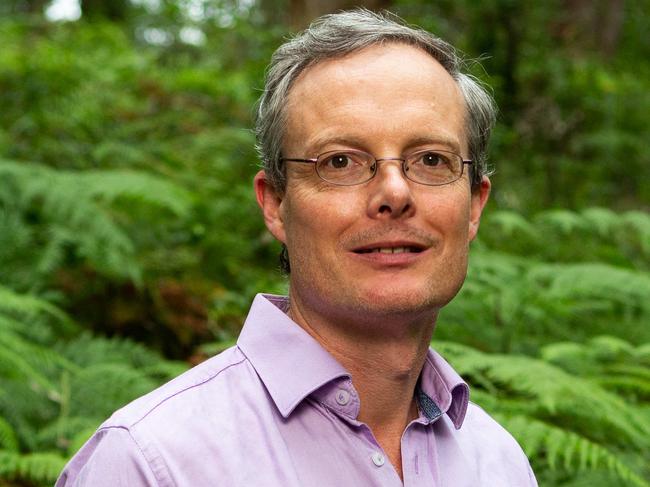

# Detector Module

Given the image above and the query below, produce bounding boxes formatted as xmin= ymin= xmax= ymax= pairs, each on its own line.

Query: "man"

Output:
xmin=57 ymin=9 xmax=537 ymax=486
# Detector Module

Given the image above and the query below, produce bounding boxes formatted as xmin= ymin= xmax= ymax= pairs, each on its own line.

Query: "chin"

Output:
xmin=352 ymin=287 xmax=451 ymax=317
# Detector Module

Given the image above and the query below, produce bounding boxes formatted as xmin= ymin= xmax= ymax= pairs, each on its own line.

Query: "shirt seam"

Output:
xmin=129 ymin=427 xmax=167 ymax=487
xmin=128 ymin=355 xmax=248 ymax=429
xmin=97 ymin=425 xmax=165 ymax=487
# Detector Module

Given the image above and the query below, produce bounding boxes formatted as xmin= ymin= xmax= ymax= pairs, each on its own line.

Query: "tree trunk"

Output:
xmin=5 ymin=0 xmax=49 ymax=14
xmin=597 ymin=0 xmax=625 ymax=58
xmin=561 ymin=0 xmax=625 ymax=58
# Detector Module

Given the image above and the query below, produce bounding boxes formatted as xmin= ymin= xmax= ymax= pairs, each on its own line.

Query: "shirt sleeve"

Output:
xmin=55 ymin=427 xmax=160 ymax=487
xmin=527 ymin=461 xmax=539 ymax=487
xmin=455 ymin=404 xmax=540 ymax=486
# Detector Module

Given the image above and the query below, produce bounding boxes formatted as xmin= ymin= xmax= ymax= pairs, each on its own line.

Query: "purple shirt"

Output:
xmin=57 ymin=294 xmax=537 ymax=486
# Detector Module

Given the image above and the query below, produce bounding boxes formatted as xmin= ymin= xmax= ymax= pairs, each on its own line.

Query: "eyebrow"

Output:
xmin=402 ymin=134 xmax=463 ymax=154
xmin=305 ymin=134 xmax=367 ymax=154
xmin=305 ymin=133 xmax=462 ymax=155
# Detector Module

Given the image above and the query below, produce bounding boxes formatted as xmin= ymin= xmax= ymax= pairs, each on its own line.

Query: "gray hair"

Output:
xmin=255 ymin=8 xmax=497 ymax=194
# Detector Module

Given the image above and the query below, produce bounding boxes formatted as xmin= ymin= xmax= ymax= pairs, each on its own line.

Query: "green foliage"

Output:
xmin=394 ymin=0 xmax=650 ymax=210
xmin=439 ymin=209 xmax=650 ymax=352
xmin=0 ymin=288 xmax=186 ymax=486
xmin=480 ymin=207 xmax=650 ymax=269
xmin=437 ymin=209 xmax=650 ymax=486
xmin=435 ymin=339 xmax=650 ymax=486
xmin=501 ymin=416 xmax=649 ymax=487
xmin=0 ymin=158 xmax=193 ymax=289
xmin=0 ymin=17 xmax=284 ymax=342
xmin=0 ymin=3 xmax=647 ymax=486
xmin=542 ymin=336 xmax=650 ymax=402
xmin=0 ymin=451 xmax=67 ymax=487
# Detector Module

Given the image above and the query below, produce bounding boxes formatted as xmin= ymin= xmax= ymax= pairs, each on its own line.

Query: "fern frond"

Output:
xmin=0 ymin=159 xmax=194 ymax=284
xmin=433 ymin=341 xmax=650 ymax=449
xmin=485 ymin=210 xmax=539 ymax=240
xmin=0 ymin=382 xmax=54 ymax=452
xmin=621 ymin=211 xmax=650 ymax=255
xmin=602 ymin=363 xmax=650 ymax=382
xmin=77 ymin=169 xmax=194 ymax=216
xmin=0 ymin=418 xmax=19 ymax=452
xmin=139 ymin=361 xmax=189 ymax=381
xmin=588 ymin=336 xmax=636 ymax=361
xmin=530 ymin=263 xmax=650 ymax=313
xmin=57 ymin=333 xmax=184 ymax=373
xmin=0 ymin=450 xmax=66 ymax=487
xmin=0 ymin=285 xmax=75 ymax=335
xmin=35 ymin=416 xmax=100 ymax=453
xmin=498 ymin=415 xmax=650 ymax=487
xmin=541 ymin=337 xmax=650 ymax=401
xmin=637 ymin=344 xmax=650 ymax=361
xmin=69 ymin=363 xmax=158 ymax=418
xmin=0 ymin=160 xmax=193 ymax=217
xmin=580 ymin=207 xmax=621 ymax=237
xmin=474 ymin=208 xmax=649 ymax=272
xmin=0 ymin=206 xmax=36 ymax=289
xmin=0 ymin=330 xmax=78 ymax=375
xmin=0 ymin=343 xmax=58 ymax=393
xmin=535 ymin=209 xmax=589 ymax=234
xmin=595 ymin=376 xmax=650 ymax=400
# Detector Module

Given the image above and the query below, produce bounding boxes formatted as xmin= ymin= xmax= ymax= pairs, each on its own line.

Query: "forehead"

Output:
xmin=284 ymin=43 xmax=466 ymax=154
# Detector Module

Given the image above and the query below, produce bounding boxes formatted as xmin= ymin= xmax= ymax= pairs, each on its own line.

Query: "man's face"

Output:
xmin=256 ymin=43 xmax=490 ymax=327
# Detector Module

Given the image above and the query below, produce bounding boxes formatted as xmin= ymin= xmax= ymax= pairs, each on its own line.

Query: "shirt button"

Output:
xmin=335 ymin=389 xmax=350 ymax=406
xmin=371 ymin=452 xmax=385 ymax=467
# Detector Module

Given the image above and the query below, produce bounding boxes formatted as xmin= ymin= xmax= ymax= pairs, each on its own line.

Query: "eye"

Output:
xmin=321 ymin=152 xmax=364 ymax=170
xmin=328 ymin=154 xmax=351 ymax=169
xmin=419 ymin=151 xmax=448 ymax=167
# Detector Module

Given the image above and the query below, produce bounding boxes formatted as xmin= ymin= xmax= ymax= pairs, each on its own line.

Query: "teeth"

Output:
xmin=376 ymin=247 xmax=407 ymax=254
xmin=357 ymin=246 xmax=421 ymax=254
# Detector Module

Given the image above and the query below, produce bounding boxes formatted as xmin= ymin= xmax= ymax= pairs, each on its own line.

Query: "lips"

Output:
xmin=351 ymin=238 xmax=429 ymax=255
xmin=347 ymin=229 xmax=434 ymax=258
xmin=354 ymin=246 xmax=424 ymax=254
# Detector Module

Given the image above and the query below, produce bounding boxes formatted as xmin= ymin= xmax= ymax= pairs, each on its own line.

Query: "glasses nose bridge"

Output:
xmin=372 ymin=156 xmax=408 ymax=179
xmin=375 ymin=156 xmax=405 ymax=164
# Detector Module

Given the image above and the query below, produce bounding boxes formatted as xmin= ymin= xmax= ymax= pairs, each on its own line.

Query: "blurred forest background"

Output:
xmin=0 ymin=0 xmax=648 ymax=485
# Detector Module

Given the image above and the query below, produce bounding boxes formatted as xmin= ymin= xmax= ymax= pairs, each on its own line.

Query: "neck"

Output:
xmin=287 ymin=290 xmax=437 ymax=479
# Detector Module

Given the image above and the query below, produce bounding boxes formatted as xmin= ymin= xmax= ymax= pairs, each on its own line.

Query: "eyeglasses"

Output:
xmin=281 ymin=149 xmax=472 ymax=186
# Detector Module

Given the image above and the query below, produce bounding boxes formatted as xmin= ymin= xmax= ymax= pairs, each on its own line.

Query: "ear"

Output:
xmin=468 ymin=176 xmax=491 ymax=242
xmin=254 ymin=170 xmax=287 ymax=244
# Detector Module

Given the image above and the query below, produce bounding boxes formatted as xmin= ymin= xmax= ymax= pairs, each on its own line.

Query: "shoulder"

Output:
xmin=104 ymin=345 xmax=253 ymax=429
xmin=56 ymin=427 xmax=159 ymax=487
xmin=57 ymin=346 xmax=270 ymax=486
xmin=461 ymin=402 xmax=521 ymax=446
xmin=452 ymin=402 xmax=538 ymax=486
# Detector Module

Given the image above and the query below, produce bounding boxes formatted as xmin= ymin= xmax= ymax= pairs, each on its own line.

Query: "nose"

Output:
xmin=366 ymin=159 xmax=415 ymax=220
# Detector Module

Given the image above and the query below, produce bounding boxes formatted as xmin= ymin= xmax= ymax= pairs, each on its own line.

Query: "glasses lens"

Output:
xmin=316 ymin=150 xmax=374 ymax=185
xmin=405 ymin=150 xmax=463 ymax=185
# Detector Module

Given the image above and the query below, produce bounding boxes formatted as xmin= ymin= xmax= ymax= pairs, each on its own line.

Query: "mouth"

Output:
xmin=352 ymin=241 xmax=427 ymax=254
xmin=354 ymin=246 xmax=424 ymax=255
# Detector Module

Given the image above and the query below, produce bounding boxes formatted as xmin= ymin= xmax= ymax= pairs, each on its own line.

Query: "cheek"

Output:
xmin=284 ymin=183 xmax=362 ymax=242
xmin=422 ymin=191 xmax=472 ymax=235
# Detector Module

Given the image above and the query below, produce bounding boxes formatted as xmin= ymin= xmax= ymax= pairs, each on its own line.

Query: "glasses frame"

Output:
xmin=281 ymin=148 xmax=473 ymax=187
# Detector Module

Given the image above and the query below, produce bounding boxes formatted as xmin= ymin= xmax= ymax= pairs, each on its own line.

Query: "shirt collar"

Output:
xmin=418 ymin=348 xmax=469 ymax=429
xmin=237 ymin=294 xmax=349 ymax=418
xmin=237 ymin=294 xmax=469 ymax=428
